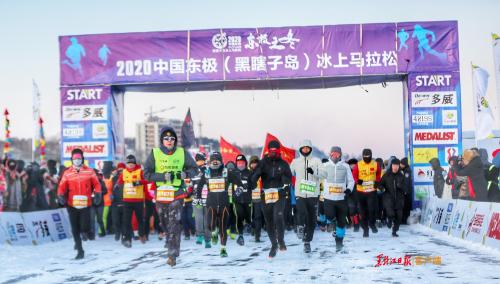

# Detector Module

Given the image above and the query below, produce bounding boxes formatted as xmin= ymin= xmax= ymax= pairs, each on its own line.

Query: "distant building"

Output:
xmin=135 ymin=119 xmax=183 ymax=162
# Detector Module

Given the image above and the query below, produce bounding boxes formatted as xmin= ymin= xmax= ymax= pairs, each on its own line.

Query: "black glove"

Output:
xmin=132 ymin=181 xmax=142 ymax=187
xmin=306 ymin=167 xmax=314 ymax=175
xmin=357 ymin=179 xmax=364 ymax=186
xmin=93 ymin=192 xmax=102 ymax=206
xmin=235 ymin=187 xmax=243 ymax=197
xmin=176 ymin=171 xmax=187 ymax=180
xmin=57 ymin=195 xmax=66 ymax=206
xmin=375 ymin=181 xmax=380 ymax=189
xmin=344 ymin=188 xmax=352 ymax=195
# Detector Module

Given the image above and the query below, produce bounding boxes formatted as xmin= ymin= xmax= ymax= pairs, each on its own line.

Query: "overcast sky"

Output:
xmin=1 ymin=0 xmax=499 ymax=158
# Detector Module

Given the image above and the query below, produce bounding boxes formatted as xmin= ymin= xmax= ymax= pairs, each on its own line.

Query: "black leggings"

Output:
xmin=206 ymin=206 xmax=230 ymax=246
xmin=234 ymin=202 xmax=252 ymax=235
xmin=296 ymin=197 xmax=318 ymax=242
xmin=67 ymin=206 xmax=90 ymax=252
xmin=263 ymin=197 xmax=286 ymax=247
xmin=324 ymin=199 xmax=348 ymax=228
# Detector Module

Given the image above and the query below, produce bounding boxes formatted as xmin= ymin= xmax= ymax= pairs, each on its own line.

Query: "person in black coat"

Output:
xmin=378 ymin=158 xmax=407 ymax=237
xmin=455 ymin=150 xmax=488 ymax=202
xmin=250 ymin=140 xmax=292 ymax=258
xmin=429 ymin=158 xmax=445 ymax=198
xmin=400 ymin=157 xmax=412 ymax=224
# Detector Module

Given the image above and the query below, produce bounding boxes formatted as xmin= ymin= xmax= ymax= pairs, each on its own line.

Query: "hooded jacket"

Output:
xmin=429 ymin=158 xmax=445 ymax=198
xmin=290 ymin=140 xmax=324 ymax=198
xmin=144 ymin=126 xmax=198 ymax=202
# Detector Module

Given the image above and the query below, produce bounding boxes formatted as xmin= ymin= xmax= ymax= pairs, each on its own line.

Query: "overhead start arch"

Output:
xmin=59 ymin=20 xmax=462 ymax=207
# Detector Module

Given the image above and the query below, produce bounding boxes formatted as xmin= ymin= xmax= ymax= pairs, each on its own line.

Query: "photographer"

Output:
xmin=455 ymin=150 xmax=488 ymax=202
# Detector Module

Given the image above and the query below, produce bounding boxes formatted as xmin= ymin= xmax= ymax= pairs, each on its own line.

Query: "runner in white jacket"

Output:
xmin=290 ymin=139 xmax=324 ymax=253
xmin=320 ymin=146 xmax=354 ymax=251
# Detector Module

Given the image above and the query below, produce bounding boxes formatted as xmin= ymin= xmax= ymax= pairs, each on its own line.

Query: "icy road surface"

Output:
xmin=1 ymin=225 xmax=500 ymax=284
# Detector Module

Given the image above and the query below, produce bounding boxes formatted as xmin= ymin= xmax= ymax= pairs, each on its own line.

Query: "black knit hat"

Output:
xmin=210 ymin=152 xmax=223 ymax=163
xmin=362 ymin=149 xmax=372 ymax=156
xmin=268 ymin=140 xmax=280 ymax=149
xmin=236 ymin=154 xmax=247 ymax=164
xmin=391 ymin=158 xmax=401 ymax=166
xmin=195 ymin=152 xmax=207 ymax=161
xmin=400 ymin=157 xmax=409 ymax=167
xmin=126 ymin=154 xmax=136 ymax=164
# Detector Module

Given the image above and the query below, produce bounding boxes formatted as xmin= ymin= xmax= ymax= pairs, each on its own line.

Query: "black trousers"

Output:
xmin=324 ymin=199 xmax=348 ymax=228
xmin=67 ymin=206 xmax=90 ymax=252
xmin=252 ymin=202 xmax=264 ymax=238
xmin=90 ymin=205 xmax=105 ymax=236
xmin=356 ymin=191 xmax=377 ymax=231
xmin=206 ymin=206 xmax=230 ymax=246
xmin=234 ymin=202 xmax=252 ymax=235
xmin=296 ymin=197 xmax=318 ymax=242
xmin=123 ymin=202 xmax=145 ymax=241
xmin=112 ymin=204 xmax=125 ymax=237
xmin=263 ymin=197 xmax=286 ymax=247
xmin=383 ymin=196 xmax=403 ymax=233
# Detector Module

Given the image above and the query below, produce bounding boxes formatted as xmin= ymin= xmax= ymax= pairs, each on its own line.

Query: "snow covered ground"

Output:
xmin=1 ymin=224 xmax=500 ymax=284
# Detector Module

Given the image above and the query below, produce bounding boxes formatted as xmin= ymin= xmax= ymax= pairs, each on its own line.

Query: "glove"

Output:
xmin=165 ymin=172 xmax=174 ymax=183
xmin=306 ymin=167 xmax=314 ymax=175
xmin=57 ymin=195 xmax=66 ymax=206
xmin=93 ymin=192 xmax=102 ymax=206
xmin=132 ymin=181 xmax=142 ymax=187
xmin=344 ymin=188 xmax=352 ymax=195
xmin=235 ymin=187 xmax=244 ymax=197
xmin=357 ymin=179 xmax=364 ymax=186
xmin=176 ymin=171 xmax=187 ymax=180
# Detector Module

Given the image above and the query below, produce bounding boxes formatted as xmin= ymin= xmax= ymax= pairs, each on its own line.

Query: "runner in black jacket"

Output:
xmin=250 ymin=140 xmax=292 ymax=258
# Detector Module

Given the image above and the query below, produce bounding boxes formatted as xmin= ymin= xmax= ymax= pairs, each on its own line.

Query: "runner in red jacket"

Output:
xmin=57 ymin=148 xmax=101 ymax=260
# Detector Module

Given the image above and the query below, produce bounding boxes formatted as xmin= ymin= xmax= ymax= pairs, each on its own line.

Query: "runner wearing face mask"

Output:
xmin=320 ymin=146 xmax=354 ymax=252
xmin=251 ymin=140 xmax=293 ymax=258
xmin=232 ymin=155 xmax=253 ymax=246
xmin=57 ymin=148 xmax=102 ymax=259
xmin=352 ymin=149 xmax=382 ymax=238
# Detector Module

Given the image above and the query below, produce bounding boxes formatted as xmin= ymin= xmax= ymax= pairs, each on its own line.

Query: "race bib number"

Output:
xmin=208 ymin=178 xmax=225 ymax=193
xmin=201 ymin=185 xmax=208 ymax=199
xmin=123 ymin=183 xmax=144 ymax=199
xmin=264 ymin=188 xmax=279 ymax=204
xmin=252 ymin=188 xmax=261 ymax=200
xmin=72 ymin=195 xmax=88 ymax=209
xmin=157 ymin=185 xmax=175 ymax=202
xmin=299 ymin=180 xmax=317 ymax=194
xmin=361 ymin=181 xmax=375 ymax=192
xmin=327 ymin=184 xmax=344 ymax=195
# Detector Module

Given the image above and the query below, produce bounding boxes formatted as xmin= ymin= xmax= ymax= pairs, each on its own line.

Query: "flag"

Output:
xmin=261 ymin=133 xmax=296 ymax=164
xmin=3 ymin=109 xmax=12 ymax=159
xmin=199 ymin=144 xmax=207 ymax=154
xmin=219 ymin=136 xmax=242 ymax=164
xmin=472 ymin=64 xmax=495 ymax=140
xmin=32 ymin=80 xmax=41 ymax=153
xmin=492 ymin=33 xmax=500 ymax=119
xmin=181 ymin=108 xmax=196 ymax=149
xmin=39 ymin=117 xmax=46 ymax=162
